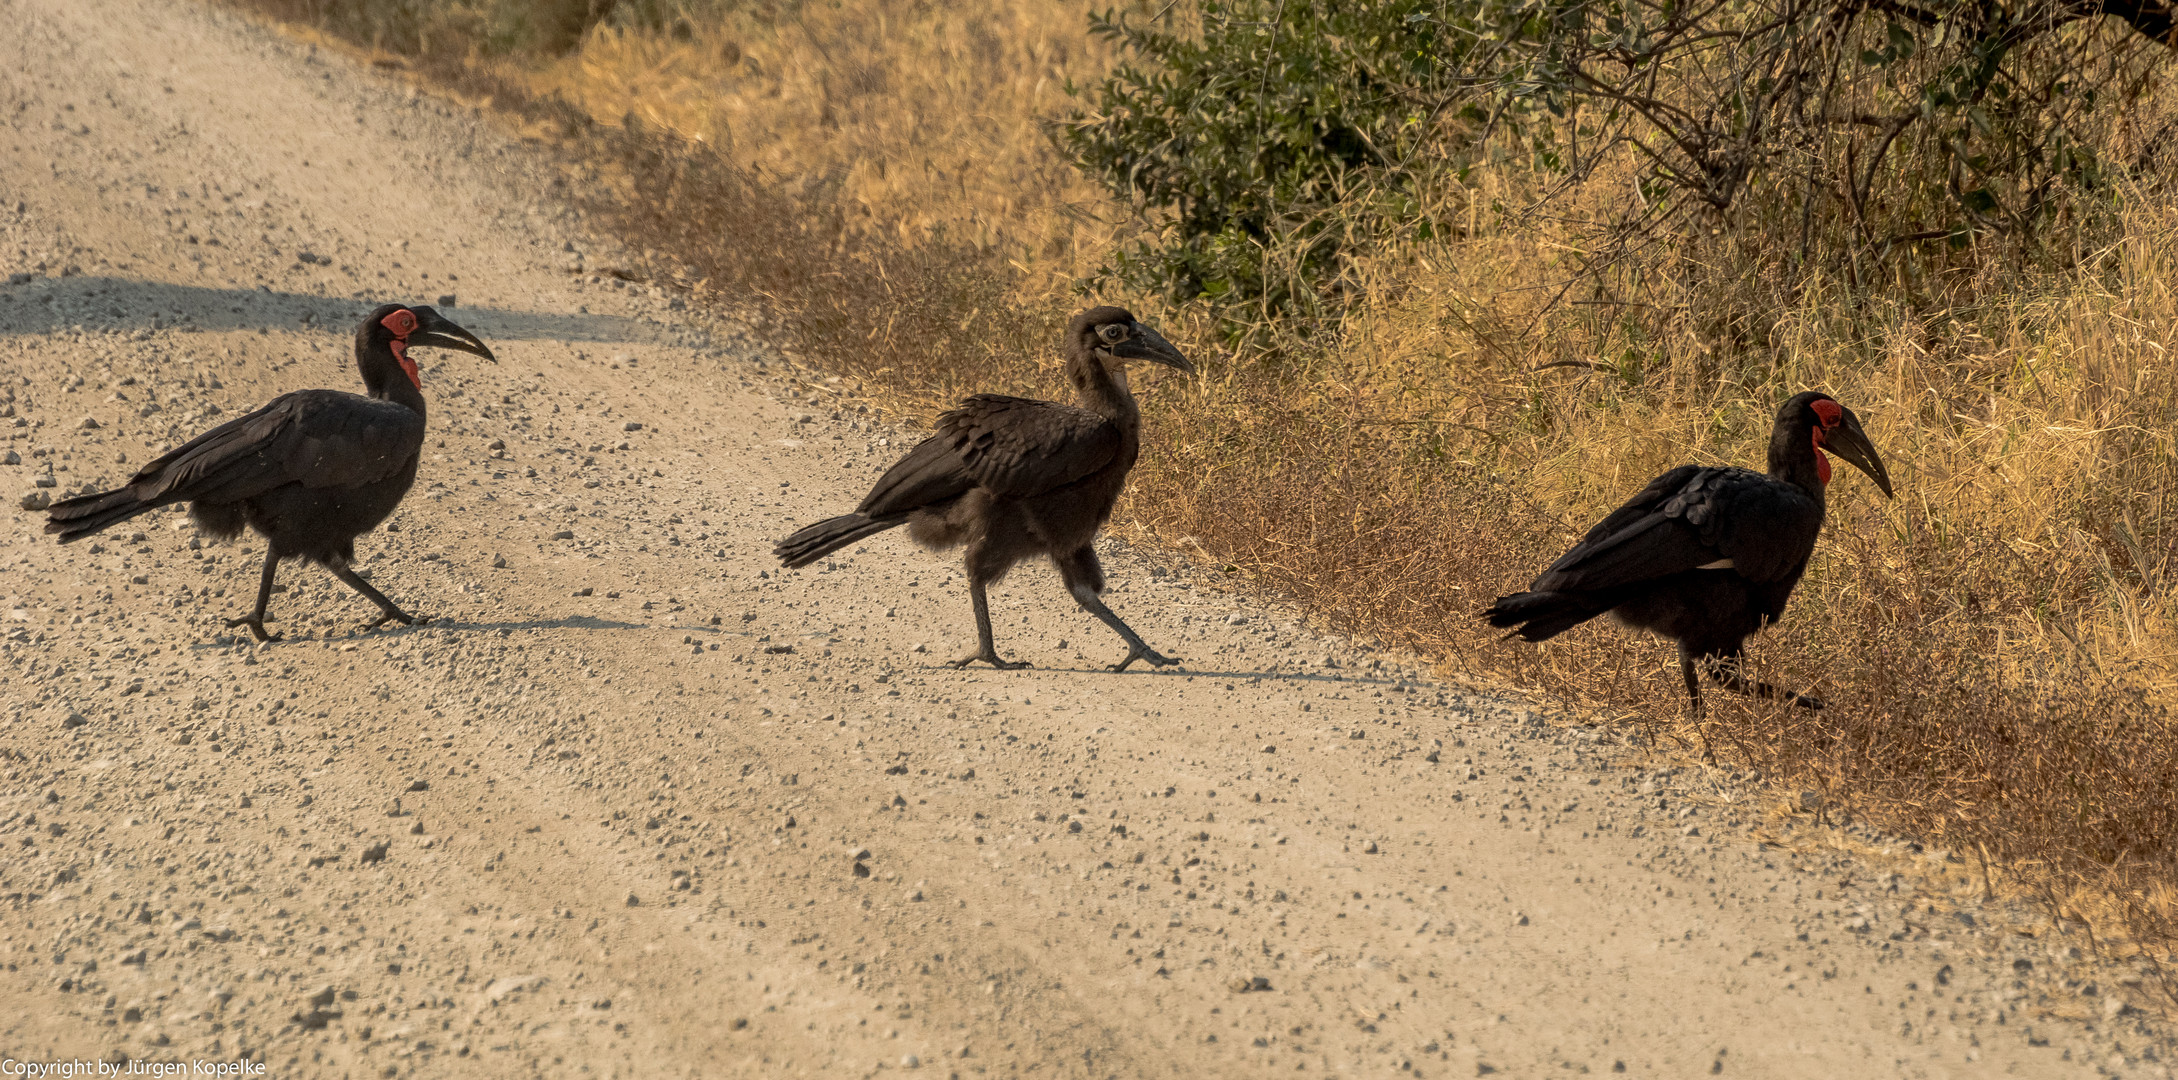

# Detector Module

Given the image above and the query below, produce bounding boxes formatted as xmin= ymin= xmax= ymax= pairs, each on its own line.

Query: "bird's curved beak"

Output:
xmin=1825 ymin=408 xmax=1894 ymax=498
xmin=405 ymin=306 xmax=496 ymax=362
xmin=1114 ymin=322 xmax=1195 ymax=373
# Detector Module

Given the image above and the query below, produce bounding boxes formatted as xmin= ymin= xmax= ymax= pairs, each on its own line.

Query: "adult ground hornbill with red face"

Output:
xmin=775 ymin=306 xmax=1193 ymax=671
xmin=1484 ymin=391 xmax=1894 ymax=710
xmin=45 ymin=304 xmax=495 ymax=641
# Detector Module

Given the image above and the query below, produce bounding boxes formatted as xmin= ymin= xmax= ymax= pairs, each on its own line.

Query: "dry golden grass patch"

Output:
xmin=499 ymin=0 xmax=1119 ymax=289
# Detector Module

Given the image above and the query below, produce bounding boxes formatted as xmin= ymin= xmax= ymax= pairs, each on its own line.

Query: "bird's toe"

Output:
xmin=223 ymin=616 xmax=279 ymax=643
xmin=947 ymin=653 xmax=1029 ymax=671
xmin=1109 ymin=647 xmax=1180 ymax=673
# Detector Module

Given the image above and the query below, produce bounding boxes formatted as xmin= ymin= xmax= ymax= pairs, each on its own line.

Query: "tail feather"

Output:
xmin=43 ymin=487 xmax=158 ymax=543
xmin=1482 ymin=590 xmax=1605 ymax=643
xmin=774 ymin=514 xmax=903 ymax=568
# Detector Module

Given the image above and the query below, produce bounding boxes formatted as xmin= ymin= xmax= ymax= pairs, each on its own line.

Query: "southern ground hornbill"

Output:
xmin=45 ymin=304 xmax=495 ymax=640
xmin=1484 ymin=391 xmax=1894 ymax=710
xmin=776 ymin=306 xmax=1194 ymax=671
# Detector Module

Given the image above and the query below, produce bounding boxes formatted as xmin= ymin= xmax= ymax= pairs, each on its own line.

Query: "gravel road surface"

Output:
xmin=1 ymin=0 xmax=2169 ymax=1076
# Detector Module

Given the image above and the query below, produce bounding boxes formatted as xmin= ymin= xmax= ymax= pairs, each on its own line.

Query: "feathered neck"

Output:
xmin=1065 ymin=343 xmax=1139 ymax=427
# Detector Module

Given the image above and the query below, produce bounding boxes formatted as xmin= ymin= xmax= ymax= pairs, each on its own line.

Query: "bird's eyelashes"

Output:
xmin=1097 ymin=323 xmax=1128 ymax=344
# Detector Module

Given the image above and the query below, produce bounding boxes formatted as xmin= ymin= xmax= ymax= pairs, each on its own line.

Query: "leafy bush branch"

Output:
xmin=1059 ymin=0 xmax=2178 ymax=319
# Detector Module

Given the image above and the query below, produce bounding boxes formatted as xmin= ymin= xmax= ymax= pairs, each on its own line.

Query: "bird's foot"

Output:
xmin=364 ymin=610 xmax=426 ymax=632
xmin=1789 ymin=692 xmax=1825 ymax=710
xmin=947 ymin=651 xmax=1030 ymax=671
xmin=1109 ymin=645 xmax=1181 ymax=673
xmin=223 ymin=616 xmax=281 ymax=643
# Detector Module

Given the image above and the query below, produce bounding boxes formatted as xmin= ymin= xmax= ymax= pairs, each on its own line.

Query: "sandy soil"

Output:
xmin=0 ymin=0 xmax=2170 ymax=1076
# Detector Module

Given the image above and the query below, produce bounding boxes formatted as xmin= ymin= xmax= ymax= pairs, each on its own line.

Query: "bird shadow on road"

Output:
xmin=180 ymin=614 xmax=649 ymax=649
xmin=0 ymin=276 xmax=645 ymax=346
xmin=925 ymin=663 xmax=1406 ymax=687
xmin=400 ymin=615 xmax=651 ymax=634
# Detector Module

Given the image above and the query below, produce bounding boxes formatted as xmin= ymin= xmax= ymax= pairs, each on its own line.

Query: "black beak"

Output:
xmin=1112 ymin=321 xmax=1195 ymax=373
xmin=406 ymin=306 xmax=496 ymax=362
xmin=1825 ymin=407 xmax=1894 ymax=498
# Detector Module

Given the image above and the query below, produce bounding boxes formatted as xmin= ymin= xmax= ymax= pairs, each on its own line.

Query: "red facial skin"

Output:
xmin=380 ymin=308 xmax=421 ymax=389
xmin=1808 ymin=397 xmax=1844 ymax=485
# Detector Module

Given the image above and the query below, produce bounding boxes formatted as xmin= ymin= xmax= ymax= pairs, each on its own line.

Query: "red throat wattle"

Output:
xmin=1808 ymin=397 xmax=1842 ymax=485
xmin=380 ymin=308 xmax=422 ymax=389
xmin=391 ymin=339 xmax=420 ymax=390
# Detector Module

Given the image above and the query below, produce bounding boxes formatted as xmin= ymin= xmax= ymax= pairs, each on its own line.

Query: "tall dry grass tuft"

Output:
xmin=517 ymin=1 xmax=1116 ymax=280
xmin=219 ymin=0 xmax=2178 ymax=966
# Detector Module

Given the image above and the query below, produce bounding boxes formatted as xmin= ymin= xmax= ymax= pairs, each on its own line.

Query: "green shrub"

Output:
xmin=1054 ymin=2 xmax=1501 ymax=329
xmin=1060 ymin=0 xmax=2178 ymax=327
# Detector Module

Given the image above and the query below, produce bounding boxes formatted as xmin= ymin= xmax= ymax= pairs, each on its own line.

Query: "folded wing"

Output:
xmin=1531 ymin=465 xmax=1823 ymax=592
xmin=857 ymin=394 xmax=1121 ymax=517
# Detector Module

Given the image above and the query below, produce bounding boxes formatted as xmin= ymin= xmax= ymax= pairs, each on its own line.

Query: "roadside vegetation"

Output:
xmin=226 ymin=0 xmax=2177 ymax=970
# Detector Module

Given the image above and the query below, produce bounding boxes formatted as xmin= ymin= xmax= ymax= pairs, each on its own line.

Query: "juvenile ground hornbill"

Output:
xmin=775 ymin=306 xmax=1194 ymax=671
xmin=45 ymin=304 xmax=495 ymax=640
xmin=1483 ymin=391 xmax=1894 ymax=710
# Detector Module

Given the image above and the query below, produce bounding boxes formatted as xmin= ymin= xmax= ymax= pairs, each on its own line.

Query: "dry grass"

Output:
xmin=510 ymin=0 xmax=1115 ymax=285
xmin=222 ymin=0 xmax=2178 ymax=968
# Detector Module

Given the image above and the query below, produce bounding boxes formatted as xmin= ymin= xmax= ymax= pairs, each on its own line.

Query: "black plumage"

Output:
xmin=1484 ymin=391 xmax=1894 ymax=709
xmin=776 ymin=306 xmax=1194 ymax=671
xmin=45 ymin=304 xmax=494 ymax=640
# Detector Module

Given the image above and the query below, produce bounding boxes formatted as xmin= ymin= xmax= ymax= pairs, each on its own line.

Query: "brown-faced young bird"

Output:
xmin=45 ymin=304 xmax=495 ymax=641
xmin=1483 ymin=391 xmax=1894 ymax=711
xmin=776 ymin=306 xmax=1193 ymax=671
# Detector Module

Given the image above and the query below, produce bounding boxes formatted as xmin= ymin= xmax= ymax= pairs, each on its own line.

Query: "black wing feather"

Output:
xmin=1531 ymin=465 xmax=1822 ymax=592
xmin=116 ymin=390 xmax=419 ymax=505
xmin=857 ymin=394 xmax=1120 ymax=517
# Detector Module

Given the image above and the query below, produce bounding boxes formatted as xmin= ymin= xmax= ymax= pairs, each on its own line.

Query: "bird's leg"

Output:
xmin=1701 ymin=652 xmax=1823 ymax=710
xmin=326 ymin=562 xmax=426 ymax=631
xmin=1677 ymin=646 xmax=1705 ymax=717
xmin=947 ymin=578 xmax=1028 ymax=670
xmin=1675 ymin=645 xmax=1719 ymax=761
xmin=224 ymin=549 xmax=284 ymax=642
xmin=1070 ymin=584 xmax=1179 ymax=673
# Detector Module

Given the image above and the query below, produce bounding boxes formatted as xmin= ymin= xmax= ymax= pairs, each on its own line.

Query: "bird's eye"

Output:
xmin=1098 ymin=324 xmax=1127 ymax=343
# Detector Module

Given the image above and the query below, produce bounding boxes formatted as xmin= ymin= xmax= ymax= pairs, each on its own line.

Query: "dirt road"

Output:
xmin=0 ymin=1 xmax=2167 ymax=1076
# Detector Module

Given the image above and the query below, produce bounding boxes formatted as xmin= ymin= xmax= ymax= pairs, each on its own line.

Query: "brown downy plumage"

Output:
xmin=776 ymin=306 xmax=1194 ymax=671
